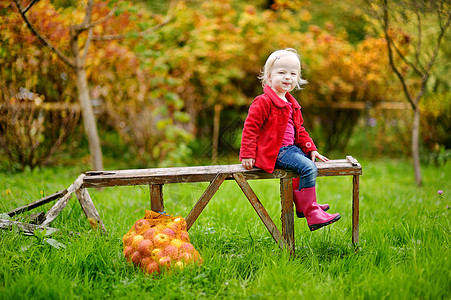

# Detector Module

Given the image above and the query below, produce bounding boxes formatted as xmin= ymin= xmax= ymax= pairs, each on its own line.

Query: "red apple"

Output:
xmin=179 ymin=230 xmax=190 ymax=242
xmin=163 ymin=244 xmax=178 ymax=259
xmin=180 ymin=242 xmax=195 ymax=254
xmin=151 ymin=248 xmax=164 ymax=262
xmin=158 ymin=256 xmax=172 ymax=268
xmin=146 ymin=261 xmax=160 ymax=275
xmin=134 ymin=219 xmax=151 ymax=234
xmin=131 ymin=235 xmax=144 ymax=250
xmin=153 ymin=233 xmax=170 ymax=248
xmin=179 ymin=252 xmax=192 ymax=262
xmin=137 ymin=239 xmax=154 ymax=257
xmin=166 ymin=222 xmax=179 ymax=232
xmin=161 ymin=228 xmax=176 ymax=239
xmin=123 ymin=246 xmax=133 ymax=261
xmin=140 ymin=256 xmax=153 ymax=269
xmin=131 ymin=251 xmax=141 ymax=266
xmin=143 ymin=228 xmax=158 ymax=240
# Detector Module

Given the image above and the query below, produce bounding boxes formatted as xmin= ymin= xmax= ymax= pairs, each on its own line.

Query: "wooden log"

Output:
xmin=41 ymin=174 xmax=85 ymax=227
xmin=0 ymin=219 xmax=60 ymax=235
xmin=150 ymin=184 xmax=164 ymax=213
xmin=6 ymin=189 xmax=68 ymax=217
xmin=280 ymin=178 xmax=295 ymax=254
xmin=185 ymin=173 xmax=227 ymax=231
xmin=233 ymin=172 xmax=289 ymax=251
xmin=75 ymin=188 xmax=107 ymax=234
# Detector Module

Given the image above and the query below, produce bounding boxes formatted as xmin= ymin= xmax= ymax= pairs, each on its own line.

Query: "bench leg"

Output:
xmin=280 ymin=178 xmax=295 ymax=255
xmin=352 ymin=175 xmax=360 ymax=245
xmin=75 ymin=187 xmax=107 ymax=234
xmin=150 ymin=184 xmax=164 ymax=213
xmin=41 ymin=174 xmax=85 ymax=227
xmin=233 ymin=172 xmax=290 ymax=251
xmin=185 ymin=173 xmax=227 ymax=231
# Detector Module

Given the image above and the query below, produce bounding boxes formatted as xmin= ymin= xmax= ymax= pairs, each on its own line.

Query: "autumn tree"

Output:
xmin=367 ymin=0 xmax=451 ymax=185
xmin=12 ymin=0 xmax=171 ymax=170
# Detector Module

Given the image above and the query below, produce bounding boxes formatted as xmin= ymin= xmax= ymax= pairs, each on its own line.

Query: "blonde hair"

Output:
xmin=259 ymin=48 xmax=308 ymax=90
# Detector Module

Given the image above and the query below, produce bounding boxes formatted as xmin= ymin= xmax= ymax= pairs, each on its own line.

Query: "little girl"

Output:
xmin=240 ymin=48 xmax=340 ymax=231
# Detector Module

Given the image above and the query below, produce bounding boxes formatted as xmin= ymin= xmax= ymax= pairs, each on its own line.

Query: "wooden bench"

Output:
xmin=78 ymin=156 xmax=362 ymax=254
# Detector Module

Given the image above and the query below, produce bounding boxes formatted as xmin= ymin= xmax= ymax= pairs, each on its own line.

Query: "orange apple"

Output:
xmin=131 ymin=235 xmax=144 ymax=250
xmin=143 ymin=227 xmax=158 ymax=240
xmin=170 ymin=238 xmax=185 ymax=249
xmin=174 ymin=261 xmax=185 ymax=270
xmin=174 ymin=217 xmax=187 ymax=231
xmin=153 ymin=233 xmax=170 ymax=248
xmin=151 ymin=248 xmax=164 ymax=262
xmin=146 ymin=261 xmax=160 ymax=275
xmin=123 ymin=231 xmax=136 ymax=246
xmin=154 ymin=224 xmax=165 ymax=232
xmin=137 ymin=239 xmax=154 ymax=257
xmin=134 ymin=219 xmax=151 ymax=234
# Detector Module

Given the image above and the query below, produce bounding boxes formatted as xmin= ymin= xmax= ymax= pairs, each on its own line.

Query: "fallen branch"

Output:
xmin=7 ymin=190 xmax=68 ymax=217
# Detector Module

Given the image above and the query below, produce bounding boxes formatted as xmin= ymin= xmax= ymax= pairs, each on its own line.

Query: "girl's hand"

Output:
xmin=241 ymin=158 xmax=255 ymax=170
xmin=310 ymin=150 xmax=329 ymax=162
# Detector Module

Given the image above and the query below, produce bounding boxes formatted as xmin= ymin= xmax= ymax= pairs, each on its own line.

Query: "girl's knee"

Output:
xmin=305 ymin=160 xmax=317 ymax=176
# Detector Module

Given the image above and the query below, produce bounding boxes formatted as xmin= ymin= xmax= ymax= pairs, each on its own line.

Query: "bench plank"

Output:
xmin=83 ymin=160 xmax=362 ymax=188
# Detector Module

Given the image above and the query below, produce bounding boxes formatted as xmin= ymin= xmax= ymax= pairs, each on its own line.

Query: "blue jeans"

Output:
xmin=275 ymin=145 xmax=317 ymax=189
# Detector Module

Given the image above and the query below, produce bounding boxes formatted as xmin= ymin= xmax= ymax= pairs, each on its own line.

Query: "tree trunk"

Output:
xmin=70 ymin=27 xmax=103 ymax=171
xmin=75 ymin=67 xmax=103 ymax=171
xmin=412 ymin=107 xmax=422 ymax=186
xmin=211 ymin=104 xmax=222 ymax=164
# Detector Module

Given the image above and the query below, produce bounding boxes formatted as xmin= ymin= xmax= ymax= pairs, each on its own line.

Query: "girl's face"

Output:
xmin=268 ymin=54 xmax=300 ymax=99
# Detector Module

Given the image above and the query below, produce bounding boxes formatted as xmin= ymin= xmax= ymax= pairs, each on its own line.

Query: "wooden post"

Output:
xmin=352 ymin=175 xmax=360 ymax=244
xmin=150 ymin=184 xmax=164 ymax=213
xmin=185 ymin=173 xmax=227 ymax=231
xmin=280 ymin=178 xmax=295 ymax=254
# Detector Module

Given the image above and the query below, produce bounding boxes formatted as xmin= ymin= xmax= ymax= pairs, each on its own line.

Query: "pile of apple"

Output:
xmin=122 ymin=213 xmax=201 ymax=275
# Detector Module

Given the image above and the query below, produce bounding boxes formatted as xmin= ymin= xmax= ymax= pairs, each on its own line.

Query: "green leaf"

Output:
xmin=44 ymin=228 xmax=58 ymax=237
xmin=45 ymin=239 xmax=66 ymax=250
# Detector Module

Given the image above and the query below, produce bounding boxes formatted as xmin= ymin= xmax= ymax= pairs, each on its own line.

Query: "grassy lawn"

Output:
xmin=0 ymin=158 xmax=450 ymax=299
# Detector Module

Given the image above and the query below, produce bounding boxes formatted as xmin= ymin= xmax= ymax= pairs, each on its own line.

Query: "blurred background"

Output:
xmin=1 ymin=0 xmax=450 ymax=173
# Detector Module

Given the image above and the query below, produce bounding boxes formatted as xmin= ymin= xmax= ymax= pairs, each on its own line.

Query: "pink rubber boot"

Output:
xmin=292 ymin=178 xmax=329 ymax=218
xmin=293 ymin=186 xmax=341 ymax=231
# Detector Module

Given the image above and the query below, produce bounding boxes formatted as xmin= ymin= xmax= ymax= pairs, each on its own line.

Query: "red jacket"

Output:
xmin=240 ymin=85 xmax=317 ymax=173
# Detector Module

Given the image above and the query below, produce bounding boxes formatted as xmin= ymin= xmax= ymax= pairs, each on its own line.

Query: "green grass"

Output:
xmin=1 ymin=158 xmax=450 ymax=299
